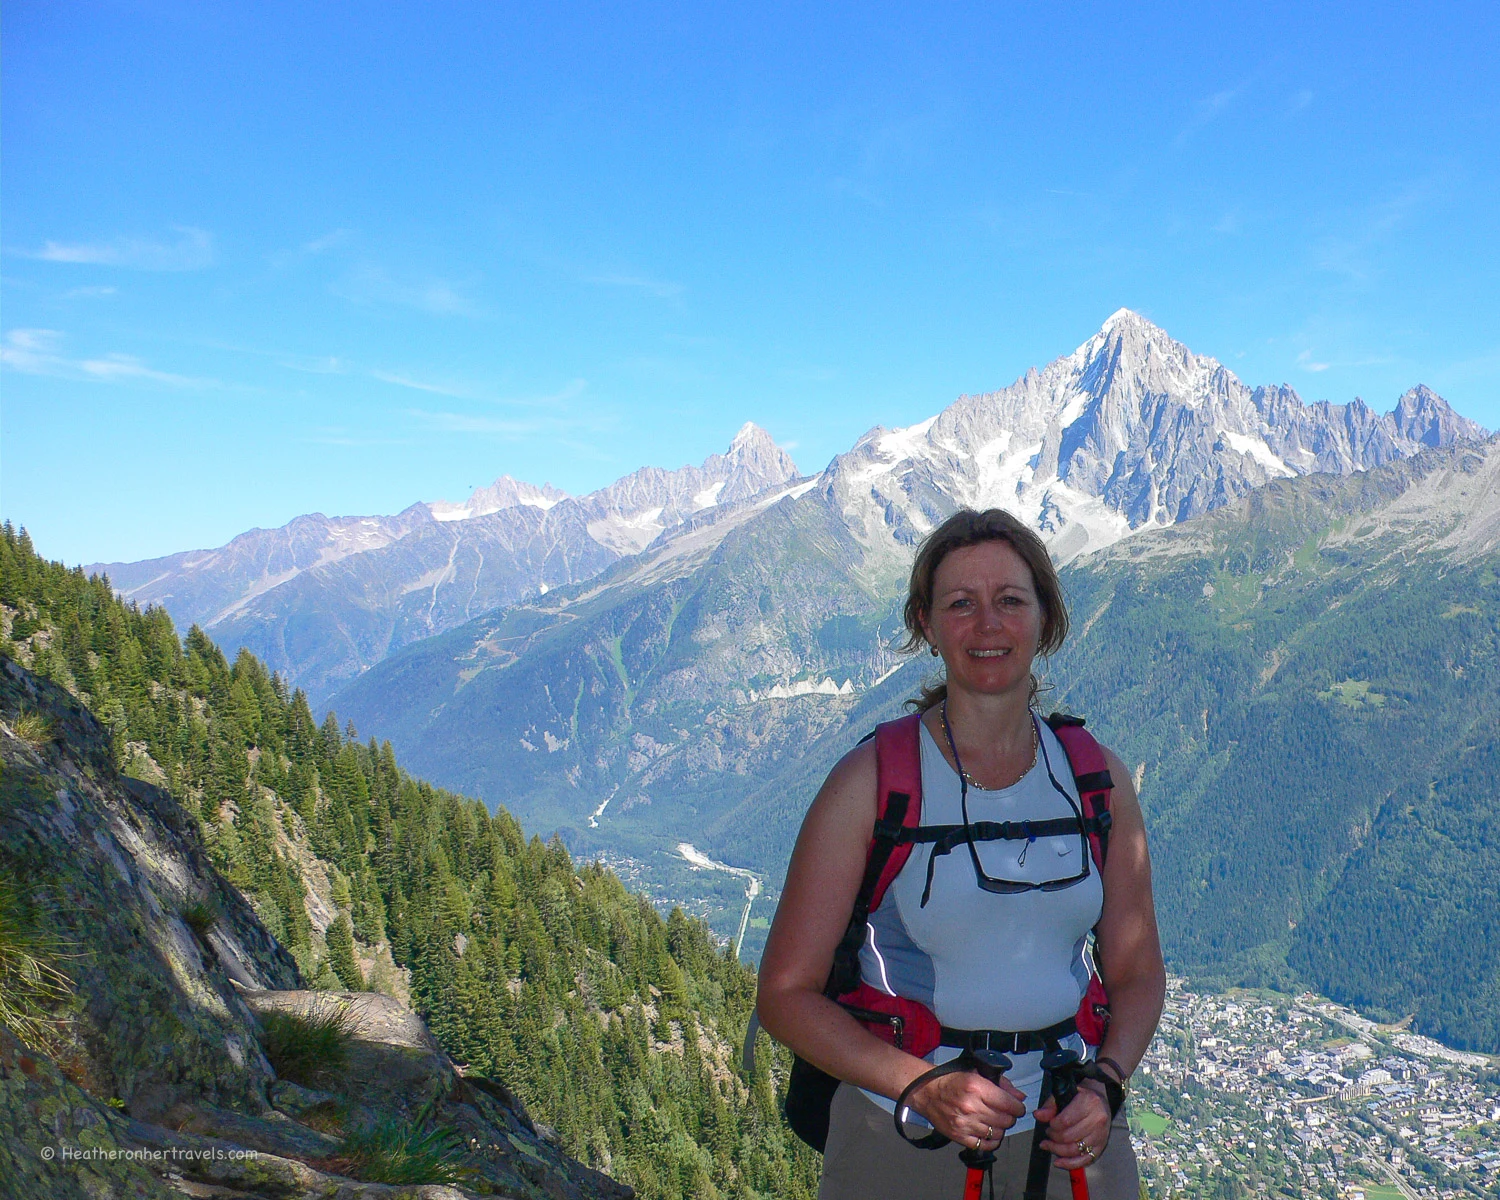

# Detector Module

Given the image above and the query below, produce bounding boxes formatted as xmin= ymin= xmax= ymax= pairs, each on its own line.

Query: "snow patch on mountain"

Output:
xmin=748 ymin=678 xmax=856 ymax=701
xmin=427 ymin=476 xmax=568 ymax=522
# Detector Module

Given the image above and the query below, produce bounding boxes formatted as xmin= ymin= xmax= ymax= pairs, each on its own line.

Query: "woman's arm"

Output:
xmin=1090 ymin=747 xmax=1167 ymax=1077
xmin=757 ymin=740 xmax=1025 ymax=1145
xmin=1040 ymin=745 xmax=1166 ymax=1167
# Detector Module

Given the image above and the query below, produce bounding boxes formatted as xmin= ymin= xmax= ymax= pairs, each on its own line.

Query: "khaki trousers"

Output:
xmin=817 ymin=1082 xmax=1140 ymax=1200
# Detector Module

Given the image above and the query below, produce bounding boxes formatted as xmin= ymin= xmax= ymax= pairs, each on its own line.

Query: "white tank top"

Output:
xmin=856 ymin=716 xmax=1104 ymax=1134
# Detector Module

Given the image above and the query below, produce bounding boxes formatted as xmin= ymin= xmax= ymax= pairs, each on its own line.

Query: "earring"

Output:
xmin=930 ymin=646 xmax=939 ymax=657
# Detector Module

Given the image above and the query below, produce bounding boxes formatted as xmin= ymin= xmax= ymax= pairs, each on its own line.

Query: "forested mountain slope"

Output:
xmin=0 ymin=525 xmax=820 ymax=1200
xmin=1050 ymin=437 xmax=1500 ymax=1051
xmin=1 ymin=657 xmax=629 ymax=1200
xmin=350 ymin=435 xmax=1500 ymax=1053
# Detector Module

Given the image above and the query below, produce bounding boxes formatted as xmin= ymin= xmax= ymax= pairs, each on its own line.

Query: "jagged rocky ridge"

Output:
xmin=822 ymin=310 xmax=1484 ymax=567
xmin=91 ymin=424 xmax=801 ymax=705
xmin=0 ymin=658 xmax=632 ymax=1200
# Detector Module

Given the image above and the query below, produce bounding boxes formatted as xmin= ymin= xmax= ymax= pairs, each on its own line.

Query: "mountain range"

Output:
xmin=91 ymin=423 xmax=800 ymax=705
xmin=318 ymin=310 xmax=1486 ymax=814
xmin=95 ymin=310 xmax=1482 ymax=712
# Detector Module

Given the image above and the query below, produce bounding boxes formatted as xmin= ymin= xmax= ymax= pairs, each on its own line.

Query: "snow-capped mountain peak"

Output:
xmin=821 ymin=311 xmax=1485 ymax=564
xmin=580 ymin=422 xmax=800 ymax=555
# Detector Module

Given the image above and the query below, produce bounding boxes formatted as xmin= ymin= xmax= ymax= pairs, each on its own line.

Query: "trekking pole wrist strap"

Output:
xmin=892 ymin=1059 xmax=974 ymax=1149
xmin=1078 ymin=1069 xmax=1126 ymax=1119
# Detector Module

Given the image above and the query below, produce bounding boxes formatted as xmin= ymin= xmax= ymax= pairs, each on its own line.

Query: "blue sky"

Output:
xmin=4 ymin=1 xmax=1497 ymax=565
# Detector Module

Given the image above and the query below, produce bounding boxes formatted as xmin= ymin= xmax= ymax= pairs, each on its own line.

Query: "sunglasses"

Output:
xmin=921 ymin=705 xmax=1091 ymax=905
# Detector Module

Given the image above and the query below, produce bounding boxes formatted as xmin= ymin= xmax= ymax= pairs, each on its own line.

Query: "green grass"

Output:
xmin=179 ymin=898 xmax=220 ymax=939
xmin=0 ymin=878 xmax=74 ymax=1046
xmin=335 ymin=1103 xmax=469 ymax=1185
xmin=1319 ymin=678 xmax=1387 ymax=708
xmin=1132 ymin=1110 xmax=1171 ymax=1137
xmin=9 ymin=710 xmax=55 ymax=750
xmin=256 ymin=996 xmax=358 ymax=1086
xmin=1359 ymin=1185 xmax=1405 ymax=1200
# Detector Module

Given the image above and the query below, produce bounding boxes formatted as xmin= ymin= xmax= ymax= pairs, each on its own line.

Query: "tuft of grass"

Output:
xmin=0 ymin=879 xmax=75 ymax=1046
xmin=10 ymin=710 xmax=55 ymax=750
xmin=179 ymin=898 xmax=220 ymax=939
xmin=298 ymin=1099 xmax=347 ymax=1136
xmin=335 ymin=1102 xmax=470 ymax=1185
xmin=257 ymin=996 xmax=358 ymax=1086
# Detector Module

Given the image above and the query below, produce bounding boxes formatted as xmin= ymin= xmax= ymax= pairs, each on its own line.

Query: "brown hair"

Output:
xmin=901 ymin=508 xmax=1069 ymax=712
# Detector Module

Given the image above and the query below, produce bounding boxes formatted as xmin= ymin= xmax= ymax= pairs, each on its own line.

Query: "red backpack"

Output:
xmin=776 ymin=710 xmax=1115 ymax=1153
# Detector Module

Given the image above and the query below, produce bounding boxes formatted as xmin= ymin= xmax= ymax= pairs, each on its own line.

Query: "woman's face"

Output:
xmin=920 ymin=539 xmax=1044 ymax=700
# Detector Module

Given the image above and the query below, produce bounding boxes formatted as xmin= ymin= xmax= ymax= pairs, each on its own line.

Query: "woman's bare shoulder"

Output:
xmin=800 ymin=735 xmax=879 ymax=832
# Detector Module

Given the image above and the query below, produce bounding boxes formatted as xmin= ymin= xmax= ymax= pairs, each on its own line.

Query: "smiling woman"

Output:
xmin=757 ymin=507 xmax=1166 ymax=1200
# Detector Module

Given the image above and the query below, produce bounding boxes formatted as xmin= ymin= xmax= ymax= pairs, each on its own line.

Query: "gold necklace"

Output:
xmin=941 ymin=702 xmax=1039 ymax=791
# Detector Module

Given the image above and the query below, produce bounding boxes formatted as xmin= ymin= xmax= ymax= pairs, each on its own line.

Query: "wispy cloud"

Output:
xmin=300 ymin=426 xmax=413 ymax=448
xmin=1174 ymin=88 xmax=1239 ymax=147
xmin=375 ymin=371 xmax=587 ymax=407
xmin=21 ymin=226 xmax=214 ymax=271
xmin=330 ymin=265 xmax=476 ymax=316
xmin=0 ymin=328 xmax=66 ymax=372
xmin=1296 ymin=349 xmax=1331 ymax=373
xmin=585 ymin=272 xmax=686 ymax=299
xmin=408 ymin=410 xmax=550 ymax=437
xmin=404 ymin=379 xmax=602 ymax=441
xmin=62 ymin=285 xmax=118 ymax=299
xmin=79 ymin=354 xmax=211 ymax=386
xmin=278 ymin=353 xmax=349 ymax=375
xmin=1314 ymin=175 xmax=1449 ymax=282
xmin=0 ymin=328 xmax=219 ymax=387
xmin=372 ymin=370 xmax=476 ymax=399
xmin=303 ymin=229 xmax=354 ymax=254
xmin=1287 ymin=89 xmax=1315 ymax=115
xmin=821 ymin=108 xmax=946 ymax=209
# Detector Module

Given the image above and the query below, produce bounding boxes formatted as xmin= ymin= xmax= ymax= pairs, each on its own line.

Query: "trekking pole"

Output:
xmin=957 ymin=1048 xmax=1011 ymax=1200
xmin=1031 ymin=1047 xmax=1091 ymax=1200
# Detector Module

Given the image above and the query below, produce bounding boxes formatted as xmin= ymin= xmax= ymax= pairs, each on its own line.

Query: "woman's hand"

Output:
xmin=1036 ymin=1080 xmax=1112 ymax=1170
xmin=906 ymin=1069 xmax=1027 ymax=1151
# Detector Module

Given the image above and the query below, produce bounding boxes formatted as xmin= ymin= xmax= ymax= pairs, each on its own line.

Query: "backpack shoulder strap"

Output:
xmin=869 ymin=712 xmax=924 ymax=911
xmin=827 ymin=712 xmax=923 ymax=996
xmin=1044 ymin=712 xmax=1114 ymax=871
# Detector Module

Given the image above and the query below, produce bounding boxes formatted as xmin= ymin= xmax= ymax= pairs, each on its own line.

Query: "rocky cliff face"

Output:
xmin=0 ymin=657 xmax=632 ymax=1200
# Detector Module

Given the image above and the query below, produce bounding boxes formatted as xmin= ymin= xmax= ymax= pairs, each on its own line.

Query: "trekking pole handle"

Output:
xmin=970 ymin=1046 xmax=1012 ymax=1083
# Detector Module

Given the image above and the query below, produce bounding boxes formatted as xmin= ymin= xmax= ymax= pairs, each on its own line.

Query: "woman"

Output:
xmin=758 ymin=508 xmax=1165 ymax=1199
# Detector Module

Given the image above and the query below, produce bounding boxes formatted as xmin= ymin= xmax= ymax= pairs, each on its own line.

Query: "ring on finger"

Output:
xmin=986 ymin=1125 xmax=994 ymax=1141
xmin=1077 ymin=1140 xmax=1094 ymax=1160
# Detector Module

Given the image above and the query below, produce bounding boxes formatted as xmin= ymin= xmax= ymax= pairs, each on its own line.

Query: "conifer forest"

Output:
xmin=0 ymin=523 xmax=821 ymax=1200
